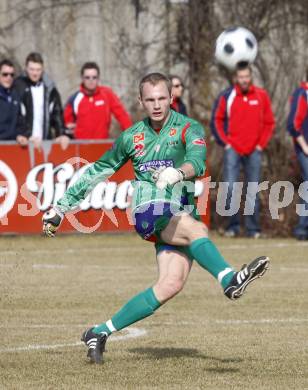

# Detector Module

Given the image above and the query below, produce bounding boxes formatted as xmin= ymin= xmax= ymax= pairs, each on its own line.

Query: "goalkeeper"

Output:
xmin=42 ymin=73 xmax=269 ymax=364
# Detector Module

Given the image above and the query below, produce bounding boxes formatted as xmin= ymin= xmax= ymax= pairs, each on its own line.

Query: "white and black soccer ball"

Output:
xmin=215 ymin=27 xmax=258 ymax=71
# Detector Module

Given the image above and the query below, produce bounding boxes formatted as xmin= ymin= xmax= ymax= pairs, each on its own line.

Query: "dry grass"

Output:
xmin=0 ymin=233 xmax=307 ymax=390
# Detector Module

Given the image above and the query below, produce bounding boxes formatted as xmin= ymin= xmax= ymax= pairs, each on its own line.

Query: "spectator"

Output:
xmin=0 ymin=59 xmax=21 ymax=140
xmin=287 ymin=69 xmax=308 ymax=240
xmin=64 ymin=62 xmax=132 ymax=139
xmin=14 ymin=52 xmax=69 ymax=149
xmin=211 ymin=63 xmax=275 ymax=238
xmin=170 ymin=75 xmax=187 ymax=115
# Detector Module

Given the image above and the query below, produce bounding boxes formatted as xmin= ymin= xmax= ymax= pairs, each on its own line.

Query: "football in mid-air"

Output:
xmin=215 ymin=27 xmax=258 ymax=71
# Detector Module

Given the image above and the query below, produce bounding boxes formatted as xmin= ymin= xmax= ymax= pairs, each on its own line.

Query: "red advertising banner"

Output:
xmin=0 ymin=141 xmax=210 ymax=234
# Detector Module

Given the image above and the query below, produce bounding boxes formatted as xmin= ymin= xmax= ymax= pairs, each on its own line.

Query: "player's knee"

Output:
xmin=164 ymin=278 xmax=184 ymax=298
xmin=190 ymin=221 xmax=208 ymax=240
xmin=178 ymin=216 xmax=208 ymax=241
xmin=155 ymin=277 xmax=185 ymax=301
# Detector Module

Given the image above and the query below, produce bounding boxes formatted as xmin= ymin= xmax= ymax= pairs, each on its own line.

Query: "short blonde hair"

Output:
xmin=139 ymin=72 xmax=172 ymax=97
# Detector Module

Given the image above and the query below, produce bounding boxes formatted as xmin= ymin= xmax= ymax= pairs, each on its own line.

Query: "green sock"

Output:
xmin=93 ymin=287 xmax=161 ymax=335
xmin=189 ymin=237 xmax=235 ymax=289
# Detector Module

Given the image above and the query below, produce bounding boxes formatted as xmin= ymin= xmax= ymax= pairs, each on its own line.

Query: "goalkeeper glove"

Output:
xmin=42 ymin=207 xmax=64 ymax=237
xmin=152 ymin=167 xmax=185 ymax=190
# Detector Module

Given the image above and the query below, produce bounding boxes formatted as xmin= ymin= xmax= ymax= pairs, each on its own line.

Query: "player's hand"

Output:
xmin=42 ymin=207 xmax=64 ymax=237
xmin=154 ymin=167 xmax=184 ymax=190
xmin=151 ymin=166 xmax=166 ymax=183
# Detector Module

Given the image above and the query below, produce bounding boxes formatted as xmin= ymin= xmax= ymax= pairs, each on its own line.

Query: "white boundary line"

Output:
xmin=279 ymin=267 xmax=308 ymax=272
xmin=0 ymin=327 xmax=147 ymax=353
xmin=1 ymin=263 xmax=308 ymax=273
xmin=1 ymin=318 xmax=306 ymax=353
xmin=0 ymin=263 xmax=153 ymax=270
xmin=212 ymin=318 xmax=308 ymax=324
xmin=219 ymin=242 xmax=308 ymax=250
xmin=1 ymin=318 xmax=307 ymax=331
xmin=1 ymin=240 xmax=308 ymax=257
xmin=159 ymin=318 xmax=308 ymax=326
xmin=0 ymin=324 xmax=87 ymax=329
xmin=1 ymin=246 xmax=142 ymax=256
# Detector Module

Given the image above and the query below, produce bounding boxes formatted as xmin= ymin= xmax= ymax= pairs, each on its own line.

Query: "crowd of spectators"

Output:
xmin=0 ymin=52 xmax=132 ymax=148
xmin=0 ymin=53 xmax=192 ymax=146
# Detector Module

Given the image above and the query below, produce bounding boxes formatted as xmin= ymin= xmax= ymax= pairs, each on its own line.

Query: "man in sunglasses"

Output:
xmin=0 ymin=59 xmax=21 ymax=140
xmin=64 ymin=62 xmax=132 ymax=139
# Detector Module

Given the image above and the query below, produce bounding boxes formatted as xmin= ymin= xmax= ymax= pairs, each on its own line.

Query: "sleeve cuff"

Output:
xmin=184 ymin=159 xmax=206 ymax=177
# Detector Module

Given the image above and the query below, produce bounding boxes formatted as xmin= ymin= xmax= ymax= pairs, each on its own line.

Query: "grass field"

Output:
xmin=0 ymin=233 xmax=307 ymax=390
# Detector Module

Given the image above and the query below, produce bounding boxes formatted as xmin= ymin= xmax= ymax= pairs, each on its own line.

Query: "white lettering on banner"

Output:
xmin=25 ymin=163 xmax=136 ymax=211
xmin=0 ymin=161 xmax=18 ymax=221
xmin=116 ymin=181 xmax=134 ymax=209
xmin=24 ymin=163 xmax=204 ymax=212
xmin=0 ymin=187 xmax=7 ymax=196
xmin=26 ymin=163 xmax=76 ymax=210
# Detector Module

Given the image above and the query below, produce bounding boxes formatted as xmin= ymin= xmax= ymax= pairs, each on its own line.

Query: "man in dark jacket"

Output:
xmin=287 ymin=69 xmax=308 ymax=240
xmin=0 ymin=59 xmax=22 ymax=140
xmin=14 ymin=52 xmax=69 ymax=149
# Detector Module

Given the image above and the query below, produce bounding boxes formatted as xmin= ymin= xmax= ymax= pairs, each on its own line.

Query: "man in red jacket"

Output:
xmin=64 ymin=62 xmax=132 ymax=139
xmin=287 ymin=69 xmax=308 ymax=240
xmin=211 ymin=63 xmax=275 ymax=238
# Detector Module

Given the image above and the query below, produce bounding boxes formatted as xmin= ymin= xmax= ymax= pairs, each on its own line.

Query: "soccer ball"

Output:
xmin=215 ymin=27 xmax=258 ymax=71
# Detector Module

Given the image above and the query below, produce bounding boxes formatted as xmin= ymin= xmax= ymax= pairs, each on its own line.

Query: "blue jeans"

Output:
xmin=223 ymin=147 xmax=262 ymax=235
xmin=294 ymin=151 xmax=308 ymax=237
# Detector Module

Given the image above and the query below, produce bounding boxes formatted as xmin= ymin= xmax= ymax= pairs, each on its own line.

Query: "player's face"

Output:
xmin=139 ymin=81 xmax=172 ymax=127
xmin=82 ymin=69 xmax=99 ymax=92
xmin=26 ymin=61 xmax=44 ymax=83
xmin=0 ymin=65 xmax=15 ymax=89
xmin=235 ymin=69 xmax=252 ymax=92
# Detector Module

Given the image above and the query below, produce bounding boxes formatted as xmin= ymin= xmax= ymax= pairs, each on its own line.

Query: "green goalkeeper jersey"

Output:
xmin=57 ymin=110 xmax=206 ymax=214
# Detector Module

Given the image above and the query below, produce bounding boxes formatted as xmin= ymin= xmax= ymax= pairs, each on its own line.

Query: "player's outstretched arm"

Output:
xmin=42 ymin=133 xmax=129 ymax=236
